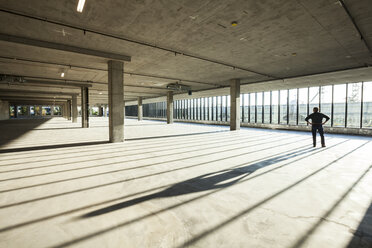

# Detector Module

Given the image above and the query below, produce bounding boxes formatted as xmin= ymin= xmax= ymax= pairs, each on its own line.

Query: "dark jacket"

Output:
xmin=305 ymin=112 xmax=330 ymax=125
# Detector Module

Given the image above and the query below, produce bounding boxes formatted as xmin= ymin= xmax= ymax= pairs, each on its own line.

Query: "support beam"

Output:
xmin=14 ymin=105 xmax=18 ymax=118
xmin=98 ymin=106 xmax=103 ymax=116
xmin=230 ymin=79 xmax=240 ymax=131
xmin=81 ymin=87 xmax=89 ymax=128
xmin=108 ymin=60 xmax=124 ymax=143
xmin=67 ymin=100 xmax=72 ymax=120
xmin=38 ymin=105 xmax=42 ymax=116
xmin=167 ymin=91 xmax=174 ymax=124
xmin=72 ymin=95 xmax=78 ymax=123
xmin=0 ymin=33 xmax=131 ymax=62
xmin=138 ymin=97 xmax=143 ymax=121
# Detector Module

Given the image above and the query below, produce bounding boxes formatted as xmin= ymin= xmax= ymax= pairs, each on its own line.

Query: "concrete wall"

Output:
xmin=0 ymin=100 xmax=9 ymax=120
xmin=125 ymin=116 xmax=372 ymax=137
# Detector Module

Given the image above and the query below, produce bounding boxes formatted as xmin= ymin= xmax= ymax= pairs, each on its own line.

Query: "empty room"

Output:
xmin=0 ymin=0 xmax=371 ymax=247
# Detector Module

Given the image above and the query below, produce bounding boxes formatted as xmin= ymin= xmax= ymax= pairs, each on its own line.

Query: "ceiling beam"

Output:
xmin=0 ymin=33 xmax=131 ymax=62
xmin=0 ymin=89 xmax=77 ymax=96
xmin=0 ymin=74 xmax=92 ymax=88
xmin=0 ymin=96 xmax=70 ymax=102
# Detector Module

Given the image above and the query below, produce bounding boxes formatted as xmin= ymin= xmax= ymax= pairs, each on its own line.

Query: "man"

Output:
xmin=305 ymin=107 xmax=330 ymax=147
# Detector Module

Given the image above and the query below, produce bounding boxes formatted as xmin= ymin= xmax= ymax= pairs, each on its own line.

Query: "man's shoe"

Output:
xmin=322 ymin=144 xmax=326 ymax=147
xmin=313 ymin=144 xmax=316 ymax=147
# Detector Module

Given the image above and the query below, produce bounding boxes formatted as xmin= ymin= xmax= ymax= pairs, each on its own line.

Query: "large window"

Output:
xmin=320 ymin=86 xmax=332 ymax=126
xmin=334 ymin=84 xmax=346 ymax=127
xmin=250 ymin=93 xmax=256 ymax=123
xmin=363 ymin=81 xmax=372 ymax=128
xmin=347 ymin=82 xmax=362 ymax=128
xmin=256 ymin=92 xmax=263 ymax=123
xmin=127 ymin=81 xmax=371 ymax=131
xmin=288 ymin=89 xmax=297 ymax=125
xmin=264 ymin=92 xmax=271 ymax=124
xmin=279 ymin=90 xmax=288 ymax=124
xmin=298 ymin=88 xmax=308 ymax=125
xmin=272 ymin=91 xmax=279 ymax=124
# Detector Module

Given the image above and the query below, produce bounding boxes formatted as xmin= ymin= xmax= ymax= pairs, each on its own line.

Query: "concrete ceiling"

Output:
xmin=0 ymin=0 xmax=371 ymax=106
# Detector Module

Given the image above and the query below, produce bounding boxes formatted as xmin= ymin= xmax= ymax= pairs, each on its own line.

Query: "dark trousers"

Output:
xmin=312 ymin=124 xmax=325 ymax=146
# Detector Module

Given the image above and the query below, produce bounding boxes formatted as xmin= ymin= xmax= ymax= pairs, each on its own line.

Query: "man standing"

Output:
xmin=305 ymin=107 xmax=330 ymax=147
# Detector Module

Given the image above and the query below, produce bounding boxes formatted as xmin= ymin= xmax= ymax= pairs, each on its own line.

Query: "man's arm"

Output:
xmin=322 ymin=114 xmax=330 ymax=125
xmin=305 ymin=114 xmax=312 ymax=125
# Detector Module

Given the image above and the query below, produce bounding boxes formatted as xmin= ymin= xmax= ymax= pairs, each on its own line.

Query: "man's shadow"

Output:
xmin=79 ymin=146 xmax=314 ymax=219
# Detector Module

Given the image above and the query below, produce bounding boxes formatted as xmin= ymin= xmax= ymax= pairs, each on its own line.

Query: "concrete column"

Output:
xmin=108 ymin=60 xmax=124 ymax=143
xmin=63 ymin=104 xmax=67 ymax=118
xmin=230 ymin=79 xmax=240 ymax=131
xmin=14 ymin=105 xmax=18 ymax=118
xmin=67 ymin=100 xmax=72 ymax=120
xmin=51 ymin=105 xmax=55 ymax=117
xmin=138 ymin=97 xmax=143 ymax=121
xmin=27 ymin=106 xmax=31 ymax=117
xmin=98 ymin=106 xmax=103 ymax=116
xmin=81 ymin=87 xmax=89 ymax=128
xmin=38 ymin=106 xmax=42 ymax=116
xmin=103 ymin=105 xmax=107 ymax=117
xmin=72 ymin=95 xmax=78 ymax=123
xmin=167 ymin=91 xmax=174 ymax=124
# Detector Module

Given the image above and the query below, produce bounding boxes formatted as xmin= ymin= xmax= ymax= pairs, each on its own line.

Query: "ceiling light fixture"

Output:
xmin=77 ymin=0 xmax=86 ymax=13
xmin=231 ymin=21 xmax=238 ymax=27
xmin=61 ymin=72 xmax=65 ymax=77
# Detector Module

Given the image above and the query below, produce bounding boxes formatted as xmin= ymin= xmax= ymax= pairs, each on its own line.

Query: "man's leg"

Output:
xmin=319 ymin=126 xmax=325 ymax=147
xmin=312 ymin=126 xmax=317 ymax=147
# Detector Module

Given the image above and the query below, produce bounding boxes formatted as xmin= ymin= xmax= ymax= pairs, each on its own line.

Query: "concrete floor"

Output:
xmin=0 ymin=117 xmax=371 ymax=248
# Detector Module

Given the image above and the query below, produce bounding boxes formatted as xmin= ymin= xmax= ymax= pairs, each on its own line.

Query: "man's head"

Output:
xmin=313 ymin=107 xmax=319 ymax=113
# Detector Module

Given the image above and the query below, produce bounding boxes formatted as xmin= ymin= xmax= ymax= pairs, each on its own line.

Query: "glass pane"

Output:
xmin=264 ymin=92 xmax=271 ymax=123
xmin=250 ymin=93 xmax=255 ymax=123
xmin=272 ymin=91 xmax=279 ymax=124
xmin=227 ymin=95 xmax=231 ymax=122
xmin=309 ymin=87 xmax=319 ymax=112
xmin=363 ymin=81 xmax=372 ymax=128
xmin=244 ymin=94 xmax=249 ymax=122
xmin=298 ymin=88 xmax=308 ymax=125
xmin=217 ymin=96 xmax=222 ymax=121
xmin=347 ymin=82 xmax=362 ymax=128
xmin=288 ymin=89 xmax=297 ymax=125
xmin=320 ymin=86 xmax=332 ymax=126
xmin=214 ymin=97 xmax=217 ymax=121
xmin=280 ymin=90 xmax=288 ymax=124
xmin=257 ymin=92 xmax=263 ymax=123
xmin=222 ymin=96 xmax=226 ymax=121
xmin=333 ymin=84 xmax=346 ymax=127
xmin=240 ymin=94 xmax=243 ymax=121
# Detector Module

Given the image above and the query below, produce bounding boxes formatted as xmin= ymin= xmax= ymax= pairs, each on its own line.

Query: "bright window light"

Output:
xmin=77 ymin=0 xmax=86 ymax=13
